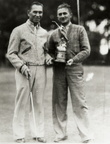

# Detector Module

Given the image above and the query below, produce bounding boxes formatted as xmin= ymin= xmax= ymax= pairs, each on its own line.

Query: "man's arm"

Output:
xmin=67 ymin=26 xmax=90 ymax=65
xmin=43 ymin=42 xmax=53 ymax=65
xmin=43 ymin=32 xmax=56 ymax=65
xmin=6 ymin=27 xmax=31 ymax=79
xmin=6 ymin=27 xmax=24 ymax=70
xmin=72 ymin=26 xmax=91 ymax=63
xmin=46 ymin=32 xmax=56 ymax=59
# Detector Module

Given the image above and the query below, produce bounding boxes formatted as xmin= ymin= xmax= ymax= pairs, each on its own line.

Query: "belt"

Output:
xmin=26 ymin=62 xmax=44 ymax=66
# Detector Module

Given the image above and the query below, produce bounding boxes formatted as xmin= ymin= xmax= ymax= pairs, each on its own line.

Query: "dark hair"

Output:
xmin=57 ymin=3 xmax=72 ymax=14
xmin=28 ymin=1 xmax=43 ymax=10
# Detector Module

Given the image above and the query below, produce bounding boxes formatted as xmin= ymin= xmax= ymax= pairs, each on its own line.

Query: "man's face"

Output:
xmin=28 ymin=4 xmax=43 ymax=25
xmin=57 ymin=7 xmax=72 ymax=25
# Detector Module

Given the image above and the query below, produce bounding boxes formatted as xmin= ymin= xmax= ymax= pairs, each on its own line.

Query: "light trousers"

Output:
xmin=52 ymin=64 xmax=93 ymax=141
xmin=13 ymin=66 xmax=46 ymax=140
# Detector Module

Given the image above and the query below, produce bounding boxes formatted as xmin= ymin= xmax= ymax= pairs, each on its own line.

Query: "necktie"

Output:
xmin=60 ymin=26 xmax=68 ymax=41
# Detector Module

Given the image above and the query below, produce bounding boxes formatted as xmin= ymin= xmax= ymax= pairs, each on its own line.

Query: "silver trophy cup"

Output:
xmin=55 ymin=42 xmax=66 ymax=63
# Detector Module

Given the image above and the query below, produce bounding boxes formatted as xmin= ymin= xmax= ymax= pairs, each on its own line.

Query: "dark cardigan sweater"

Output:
xmin=47 ymin=23 xmax=91 ymax=73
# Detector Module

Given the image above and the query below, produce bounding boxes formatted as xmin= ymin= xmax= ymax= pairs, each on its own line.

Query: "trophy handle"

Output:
xmin=52 ymin=21 xmax=60 ymax=28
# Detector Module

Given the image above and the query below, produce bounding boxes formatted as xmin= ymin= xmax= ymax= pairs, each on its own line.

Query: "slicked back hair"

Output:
xmin=57 ymin=3 xmax=72 ymax=14
xmin=28 ymin=1 xmax=43 ymax=11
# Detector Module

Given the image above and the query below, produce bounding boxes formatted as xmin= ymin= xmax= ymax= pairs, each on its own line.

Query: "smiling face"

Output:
xmin=28 ymin=4 xmax=43 ymax=25
xmin=57 ymin=7 xmax=72 ymax=26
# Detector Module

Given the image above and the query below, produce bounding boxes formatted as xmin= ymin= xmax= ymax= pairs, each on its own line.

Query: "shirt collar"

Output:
xmin=27 ymin=19 xmax=40 ymax=29
xmin=61 ymin=22 xmax=72 ymax=31
xmin=65 ymin=22 xmax=71 ymax=30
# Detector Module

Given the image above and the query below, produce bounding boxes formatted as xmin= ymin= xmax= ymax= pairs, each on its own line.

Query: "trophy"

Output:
xmin=55 ymin=37 xmax=67 ymax=63
xmin=52 ymin=21 xmax=68 ymax=63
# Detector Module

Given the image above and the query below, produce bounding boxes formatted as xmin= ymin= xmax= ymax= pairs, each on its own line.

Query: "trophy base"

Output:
xmin=55 ymin=50 xmax=66 ymax=63
xmin=54 ymin=59 xmax=66 ymax=63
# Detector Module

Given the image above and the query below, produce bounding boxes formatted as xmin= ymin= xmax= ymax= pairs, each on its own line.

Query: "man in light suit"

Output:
xmin=7 ymin=1 xmax=52 ymax=143
xmin=47 ymin=3 xmax=94 ymax=143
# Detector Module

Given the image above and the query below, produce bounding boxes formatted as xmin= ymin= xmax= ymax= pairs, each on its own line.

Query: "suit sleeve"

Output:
xmin=72 ymin=26 xmax=91 ymax=63
xmin=6 ymin=28 xmax=24 ymax=70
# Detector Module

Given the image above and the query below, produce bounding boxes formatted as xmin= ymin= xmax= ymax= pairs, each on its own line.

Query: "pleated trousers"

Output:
xmin=13 ymin=66 xmax=46 ymax=140
xmin=52 ymin=64 xmax=93 ymax=141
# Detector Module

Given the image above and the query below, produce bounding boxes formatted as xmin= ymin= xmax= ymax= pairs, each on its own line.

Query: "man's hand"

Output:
xmin=46 ymin=58 xmax=54 ymax=65
xmin=66 ymin=59 xmax=74 ymax=66
xmin=20 ymin=65 xmax=31 ymax=79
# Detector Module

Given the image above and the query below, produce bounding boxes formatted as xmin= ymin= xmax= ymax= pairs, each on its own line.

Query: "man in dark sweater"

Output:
xmin=47 ymin=3 xmax=94 ymax=143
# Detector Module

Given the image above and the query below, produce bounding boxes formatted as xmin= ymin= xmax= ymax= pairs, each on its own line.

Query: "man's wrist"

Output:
xmin=19 ymin=63 xmax=25 ymax=73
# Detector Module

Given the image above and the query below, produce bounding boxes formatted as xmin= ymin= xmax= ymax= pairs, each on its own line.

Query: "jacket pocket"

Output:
xmin=21 ymin=46 xmax=31 ymax=54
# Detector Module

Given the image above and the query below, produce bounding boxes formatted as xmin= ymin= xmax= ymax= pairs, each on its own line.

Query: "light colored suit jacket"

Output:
xmin=7 ymin=20 xmax=48 ymax=70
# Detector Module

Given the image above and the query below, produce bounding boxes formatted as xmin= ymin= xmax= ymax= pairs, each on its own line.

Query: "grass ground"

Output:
xmin=0 ymin=66 xmax=110 ymax=143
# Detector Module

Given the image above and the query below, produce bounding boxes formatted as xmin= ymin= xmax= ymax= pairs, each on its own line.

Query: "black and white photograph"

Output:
xmin=0 ymin=0 xmax=110 ymax=143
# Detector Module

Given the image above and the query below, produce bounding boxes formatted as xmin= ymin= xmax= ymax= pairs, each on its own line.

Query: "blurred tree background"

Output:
xmin=0 ymin=0 xmax=110 ymax=66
